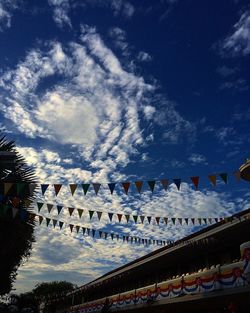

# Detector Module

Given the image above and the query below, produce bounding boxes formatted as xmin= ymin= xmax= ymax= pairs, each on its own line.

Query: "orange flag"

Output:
xmin=191 ymin=176 xmax=199 ymax=189
xmin=208 ymin=175 xmax=216 ymax=186
xmin=135 ymin=181 xmax=143 ymax=193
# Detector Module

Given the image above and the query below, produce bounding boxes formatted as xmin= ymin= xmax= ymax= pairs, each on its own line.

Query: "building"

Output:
xmin=56 ymin=208 xmax=250 ymax=313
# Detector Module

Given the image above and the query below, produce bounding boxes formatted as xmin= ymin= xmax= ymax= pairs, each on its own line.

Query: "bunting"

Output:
xmin=0 ymin=170 xmax=242 ymax=200
xmin=33 ymin=201 xmax=223 ymax=227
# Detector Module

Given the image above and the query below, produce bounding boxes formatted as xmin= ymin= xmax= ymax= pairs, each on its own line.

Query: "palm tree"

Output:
xmin=0 ymin=136 xmax=37 ymax=295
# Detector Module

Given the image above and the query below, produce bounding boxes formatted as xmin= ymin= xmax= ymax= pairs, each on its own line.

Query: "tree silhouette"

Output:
xmin=0 ymin=136 xmax=37 ymax=295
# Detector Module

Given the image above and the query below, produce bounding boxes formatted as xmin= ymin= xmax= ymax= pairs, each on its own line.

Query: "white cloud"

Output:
xmin=219 ymin=10 xmax=250 ymax=57
xmin=137 ymin=51 xmax=152 ymax=62
xmin=0 ymin=0 xmax=20 ymax=31
xmin=48 ymin=0 xmax=135 ymax=29
xmin=188 ymin=153 xmax=207 ymax=165
xmin=48 ymin=0 xmax=72 ymax=28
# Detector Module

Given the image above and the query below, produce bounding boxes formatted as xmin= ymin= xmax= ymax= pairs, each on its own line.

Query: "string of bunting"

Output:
xmin=13 ymin=209 xmax=168 ymax=247
xmin=36 ymin=201 xmax=224 ymax=226
xmin=0 ymin=171 xmax=241 ymax=197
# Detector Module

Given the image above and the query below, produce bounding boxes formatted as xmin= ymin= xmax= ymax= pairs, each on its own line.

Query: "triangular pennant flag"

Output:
xmin=219 ymin=173 xmax=228 ymax=184
xmin=69 ymin=184 xmax=77 ymax=196
xmin=97 ymin=211 xmax=102 ymax=221
xmin=147 ymin=180 xmax=156 ymax=192
xmin=46 ymin=217 xmax=51 ymax=226
xmin=171 ymin=218 xmax=176 ymax=225
xmin=163 ymin=217 xmax=168 ymax=225
xmin=140 ymin=215 xmax=145 ymax=224
xmin=29 ymin=183 xmax=36 ymax=196
xmin=92 ymin=229 xmax=96 ymax=237
xmin=37 ymin=202 xmax=44 ymax=212
xmin=52 ymin=219 xmax=57 ymax=228
xmin=47 ymin=203 xmax=53 ymax=213
xmin=108 ymin=183 xmax=116 ymax=195
xmin=93 ymin=183 xmax=101 ymax=195
xmin=111 ymin=233 xmax=114 ymax=240
xmin=16 ymin=183 xmax=26 ymax=195
xmin=59 ymin=221 xmax=64 ymax=229
xmin=89 ymin=210 xmax=94 ymax=220
xmin=104 ymin=232 xmax=108 ymax=239
xmin=41 ymin=184 xmax=49 ymax=195
xmin=116 ymin=234 xmax=119 ymax=241
xmin=24 ymin=199 xmax=32 ymax=208
xmin=208 ymin=218 xmax=213 ymax=224
xmin=82 ymin=227 xmax=86 ymax=235
xmin=147 ymin=216 xmax=152 ymax=224
xmin=54 ymin=184 xmax=62 ymax=196
xmin=29 ymin=213 xmax=36 ymax=221
xmin=117 ymin=213 xmax=123 ymax=222
xmin=108 ymin=212 xmax=113 ymax=222
xmin=198 ymin=218 xmax=202 ymax=225
xmin=135 ymin=181 xmax=143 ymax=193
xmin=57 ymin=205 xmax=63 ymax=214
xmin=68 ymin=207 xmax=75 ymax=216
xmin=191 ymin=176 xmax=199 ymax=189
xmin=178 ymin=218 xmax=183 ymax=225
xmin=160 ymin=179 xmax=169 ymax=191
xmin=233 ymin=171 xmax=241 ymax=181
xmin=99 ymin=231 xmax=103 ymax=238
xmin=86 ymin=228 xmax=90 ymax=236
xmin=191 ymin=218 xmax=195 ymax=225
xmin=4 ymin=183 xmax=13 ymax=195
xmin=75 ymin=226 xmax=80 ymax=234
xmin=173 ymin=179 xmax=181 ymax=190
xmin=155 ymin=217 xmax=160 ymax=225
xmin=208 ymin=175 xmax=216 ymax=186
xmin=125 ymin=214 xmax=130 ymax=223
xmin=77 ymin=208 xmax=83 ymax=218
xmin=12 ymin=197 xmax=20 ymax=208
xmin=185 ymin=218 xmax=189 ymax=225
xmin=133 ymin=215 xmax=138 ymax=223
xmin=39 ymin=216 xmax=43 ymax=225
xmin=69 ymin=224 xmax=74 ymax=232
xmin=121 ymin=182 xmax=130 ymax=195
xmin=82 ymin=184 xmax=90 ymax=195
xmin=214 ymin=218 xmax=218 ymax=223
xmin=203 ymin=218 xmax=207 ymax=224
xmin=12 ymin=207 xmax=18 ymax=218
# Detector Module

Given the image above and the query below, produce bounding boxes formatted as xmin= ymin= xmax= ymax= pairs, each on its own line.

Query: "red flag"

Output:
xmin=191 ymin=176 xmax=199 ymax=189
xmin=121 ymin=182 xmax=130 ymax=195
xmin=155 ymin=217 xmax=160 ymax=225
xmin=160 ymin=179 xmax=168 ymax=191
xmin=117 ymin=213 xmax=123 ymax=222
xmin=163 ymin=217 xmax=168 ymax=225
xmin=54 ymin=184 xmax=62 ymax=196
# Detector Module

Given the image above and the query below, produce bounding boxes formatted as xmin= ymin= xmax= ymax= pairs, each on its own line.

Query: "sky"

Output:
xmin=0 ymin=0 xmax=249 ymax=293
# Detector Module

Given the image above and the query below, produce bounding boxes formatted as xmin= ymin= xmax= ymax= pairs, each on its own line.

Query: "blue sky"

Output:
xmin=0 ymin=0 xmax=249 ymax=293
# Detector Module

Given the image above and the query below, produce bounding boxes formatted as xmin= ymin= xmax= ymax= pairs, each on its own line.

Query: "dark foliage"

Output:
xmin=0 ymin=136 xmax=37 ymax=295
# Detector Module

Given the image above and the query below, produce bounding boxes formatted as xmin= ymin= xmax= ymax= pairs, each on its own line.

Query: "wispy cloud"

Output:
xmin=188 ymin=153 xmax=207 ymax=165
xmin=0 ymin=0 xmax=20 ymax=31
xmin=48 ymin=0 xmax=135 ymax=28
xmin=218 ymin=10 xmax=250 ymax=57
